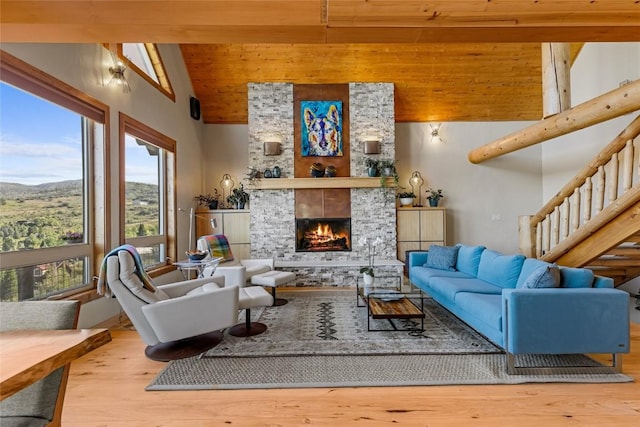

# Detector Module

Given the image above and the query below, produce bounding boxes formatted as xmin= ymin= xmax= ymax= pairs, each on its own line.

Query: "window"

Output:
xmin=119 ymin=43 xmax=175 ymax=101
xmin=119 ymin=113 xmax=176 ymax=271
xmin=0 ymin=51 xmax=108 ymax=301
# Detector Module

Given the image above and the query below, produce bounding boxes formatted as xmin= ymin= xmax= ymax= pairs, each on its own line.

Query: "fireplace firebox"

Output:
xmin=296 ymin=218 xmax=351 ymax=252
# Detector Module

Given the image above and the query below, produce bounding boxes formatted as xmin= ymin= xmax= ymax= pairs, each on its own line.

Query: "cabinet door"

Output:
xmin=231 ymin=243 xmax=251 ymax=260
xmin=397 ymin=241 xmax=421 ymax=263
xmin=397 ymin=210 xmax=420 ymax=242
xmin=420 ymin=210 xmax=445 ymax=241
xmin=223 ymin=212 xmax=250 ymax=244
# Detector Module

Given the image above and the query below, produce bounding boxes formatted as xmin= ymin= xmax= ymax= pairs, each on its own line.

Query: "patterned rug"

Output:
xmin=147 ymin=290 xmax=633 ymax=390
xmin=204 ymin=290 xmax=502 ymax=357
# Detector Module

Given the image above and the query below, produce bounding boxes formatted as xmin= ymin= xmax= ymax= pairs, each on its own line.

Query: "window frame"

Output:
xmin=117 ymin=43 xmax=175 ymax=101
xmin=0 ymin=49 xmax=110 ymax=298
xmin=118 ymin=112 xmax=177 ymax=276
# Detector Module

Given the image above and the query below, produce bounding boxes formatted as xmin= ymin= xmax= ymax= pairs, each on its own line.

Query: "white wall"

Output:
xmin=1 ymin=43 xmax=204 ymax=327
xmin=396 ymin=122 xmax=543 ymax=253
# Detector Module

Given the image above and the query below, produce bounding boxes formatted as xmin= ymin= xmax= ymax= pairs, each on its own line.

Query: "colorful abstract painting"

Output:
xmin=301 ymin=100 xmax=343 ymax=157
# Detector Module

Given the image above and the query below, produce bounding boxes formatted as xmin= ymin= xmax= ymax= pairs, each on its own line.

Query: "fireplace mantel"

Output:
xmin=248 ymin=177 xmax=396 ymax=190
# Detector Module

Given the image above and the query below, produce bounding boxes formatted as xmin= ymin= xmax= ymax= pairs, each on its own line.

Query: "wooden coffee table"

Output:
xmin=358 ymin=285 xmax=425 ymax=332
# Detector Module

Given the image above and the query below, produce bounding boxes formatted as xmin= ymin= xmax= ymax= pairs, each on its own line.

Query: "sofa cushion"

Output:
xmin=428 ymin=277 xmax=502 ymax=302
xmin=454 ymin=244 xmax=485 ymax=276
xmin=424 ymin=245 xmax=459 ymax=271
xmin=518 ymin=264 xmax=561 ymax=289
xmin=516 ymin=258 xmax=553 ymax=288
xmin=477 ymin=249 xmax=526 ymax=289
xmin=454 ymin=292 xmax=503 ymax=333
xmin=410 ymin=266 xmax=473 ymax=288
xmin=559 ymin=266 xmax=595 ymax=288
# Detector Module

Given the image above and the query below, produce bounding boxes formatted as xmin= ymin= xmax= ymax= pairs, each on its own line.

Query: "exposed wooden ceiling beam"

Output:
xmin=1 ymin=1 xmax=638 ymax=43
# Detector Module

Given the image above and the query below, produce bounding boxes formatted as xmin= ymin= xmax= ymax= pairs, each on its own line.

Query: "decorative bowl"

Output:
xmin=186 ymin=250 xmax=207 ymax=261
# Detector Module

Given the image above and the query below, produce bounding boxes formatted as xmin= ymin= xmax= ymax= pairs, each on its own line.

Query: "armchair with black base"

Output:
xmin=100 ymin=246 xmax=238 ymax=361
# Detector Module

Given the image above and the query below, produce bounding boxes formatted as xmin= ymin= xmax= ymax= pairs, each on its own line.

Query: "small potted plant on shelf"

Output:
xmin=227 ymin=184 xmax=249 ymax=209
xmin=364 ymin=157 xmax=379 ymax=177
xmin=194 ymin=189 xmax=220 ymax=210
xmin=426 ymin=188 xmax=444 ymax=207
xmin=378 ymin=159 xmax=399 ymax=187
xmin=397 ymin=191 xmax=416 ymax=207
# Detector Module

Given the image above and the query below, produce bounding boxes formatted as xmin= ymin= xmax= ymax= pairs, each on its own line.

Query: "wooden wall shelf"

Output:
xmin=248 ymin=177 xmax=396 ymax=190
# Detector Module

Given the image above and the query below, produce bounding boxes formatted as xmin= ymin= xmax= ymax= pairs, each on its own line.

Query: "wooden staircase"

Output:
xmin=520 ymin=115 xmax=640 ymax=286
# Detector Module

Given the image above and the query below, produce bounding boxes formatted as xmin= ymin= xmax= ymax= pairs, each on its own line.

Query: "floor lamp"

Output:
xmin=179 ymin=208 xmax=218 ymax=254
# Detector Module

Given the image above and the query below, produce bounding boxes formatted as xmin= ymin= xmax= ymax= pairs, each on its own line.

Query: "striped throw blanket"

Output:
xmin=199 ymin=234 xmax=235 ymax=262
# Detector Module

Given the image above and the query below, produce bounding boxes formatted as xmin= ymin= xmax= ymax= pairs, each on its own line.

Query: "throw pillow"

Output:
xmin=518 ymin=264 xmax=561 ymax=289
xmin=424 ymin=245 xmax=459 ymax=271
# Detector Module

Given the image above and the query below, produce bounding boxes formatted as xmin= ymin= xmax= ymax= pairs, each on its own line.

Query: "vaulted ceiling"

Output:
xmin=2 ymin=1 xmax=638 ymax=123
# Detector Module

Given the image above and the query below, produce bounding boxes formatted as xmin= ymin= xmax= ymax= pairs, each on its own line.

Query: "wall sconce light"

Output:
xmin=220 ymin=173 xmax=234 ymax=208
xmin=429 ymin=123 xmax=444 ymax=144
xmin=108 ymin=51 xmax=131 ymax=93
xmin=263 ymin=137 xmax=281 ymax=156
xmin=363 ymin=137 xmax=381 ymax=154
xmin=409 ymin=171 xmax=424 ymax=206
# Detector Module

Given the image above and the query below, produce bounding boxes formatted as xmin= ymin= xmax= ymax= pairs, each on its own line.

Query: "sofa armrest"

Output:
xmin=407 ymin=251 xmax=428 ymax=268
xmin=502 ymin=288 xmax=630 ymax=355
xmin=141 ymin=285 xmax=239 ymax=343
xmin=157 ymin=274 xmax=225 ymax=298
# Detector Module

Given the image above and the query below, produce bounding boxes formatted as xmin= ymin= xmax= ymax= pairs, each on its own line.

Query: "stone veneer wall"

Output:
xmin=247 ymin=82 xmax=398 ymax=286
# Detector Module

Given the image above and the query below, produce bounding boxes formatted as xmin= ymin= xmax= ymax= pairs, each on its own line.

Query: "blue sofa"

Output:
xmin=408 ymin=244 xmax=630 ymax=374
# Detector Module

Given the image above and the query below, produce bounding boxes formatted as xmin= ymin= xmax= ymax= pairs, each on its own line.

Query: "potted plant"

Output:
xmin=364 ymin=157 xmax=379 ymax=177
xmin=194 ymin=189 xmax=220 ymax=210
xmin=426 ymin=188 xmax=443 ymax=207
xmin=227 ymin=184 xmax=249 ymax=209
xmin=358 ymin=235 xmax=382 ymax=289
xmin=397 ymin=191 xmax=416 ymax=207
xmin=378 ymin=159 xmax=399 ymax=187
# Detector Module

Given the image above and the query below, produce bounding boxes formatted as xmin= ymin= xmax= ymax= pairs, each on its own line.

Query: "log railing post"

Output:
xmin=518 ymin=215 xmax=536 ymax=258
xmin=622 ymin=140 xmax=634 ymax=191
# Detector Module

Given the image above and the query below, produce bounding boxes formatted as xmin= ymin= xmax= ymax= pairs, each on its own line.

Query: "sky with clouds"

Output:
xmin=0 ymin=82 xmax=156 ymax=186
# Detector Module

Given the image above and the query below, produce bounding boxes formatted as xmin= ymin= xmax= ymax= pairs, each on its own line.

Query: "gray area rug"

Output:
xmin=147 ymin=290 xmax=632 ymax=390
xmin=205 ymin=291 xmax=502 ymax=357
xmin=147 ymin=353 xmax=632 ymax=390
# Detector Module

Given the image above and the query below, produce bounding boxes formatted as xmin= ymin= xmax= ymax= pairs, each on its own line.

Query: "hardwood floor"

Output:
xmin=63 ymin=318 xmax=640 ymax=426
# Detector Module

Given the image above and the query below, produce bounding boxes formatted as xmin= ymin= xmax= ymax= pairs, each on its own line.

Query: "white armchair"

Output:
xmin=102 ymin=249 xmax=238 ymax=361
xmin=197 ymin=235 xmax=273 ymax=286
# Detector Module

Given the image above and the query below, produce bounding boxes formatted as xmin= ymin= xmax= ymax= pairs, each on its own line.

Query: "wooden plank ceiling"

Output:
xmin=1 ymin=1 xmax=637 ymax=123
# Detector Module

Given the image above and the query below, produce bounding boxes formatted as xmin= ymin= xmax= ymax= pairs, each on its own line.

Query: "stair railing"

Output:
xmin=519 ymin=114 xmax=640 ymax=260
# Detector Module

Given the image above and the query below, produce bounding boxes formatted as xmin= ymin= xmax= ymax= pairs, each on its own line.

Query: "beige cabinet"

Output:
xmin=195 ymin=209 xmax=251 ymax=260
xmin=396 ymin=207 xmax=446 ymax=263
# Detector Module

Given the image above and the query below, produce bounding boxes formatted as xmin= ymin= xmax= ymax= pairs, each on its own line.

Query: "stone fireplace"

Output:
xmin=246 ymin=82 xmax=402 ymax=286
